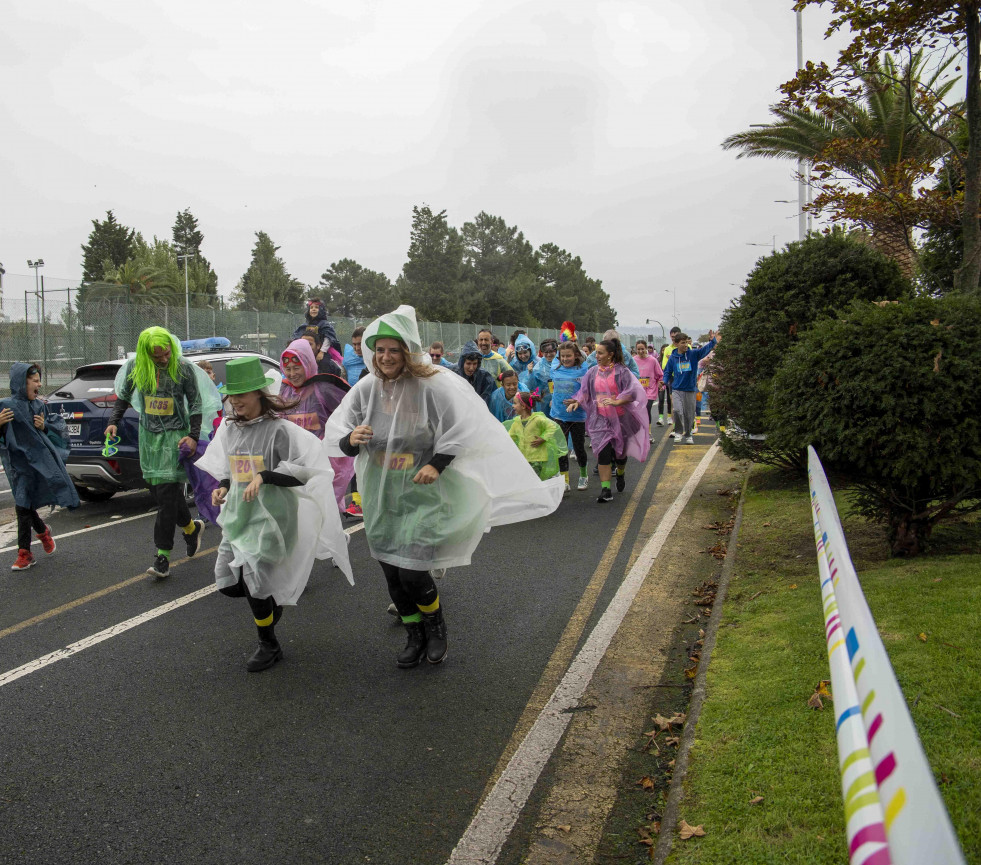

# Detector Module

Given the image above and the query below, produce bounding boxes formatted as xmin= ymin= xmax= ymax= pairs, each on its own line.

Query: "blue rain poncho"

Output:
xmin=488 ymin=381 xmax=530 ymax=422
xmin=522 ymin=357 xmax=554 ymax=417
xmin=548 ymin=362 xmax=588 ymax=423
xmin=323 ymin=305 xmax=563 ymax=571
xmin=509 ymin=334 xmax=537 ymax=375
xmin=342 ymin=343 xmax=368 ymax=382
xmin=0 ymin=363 xmax=80 ymax=511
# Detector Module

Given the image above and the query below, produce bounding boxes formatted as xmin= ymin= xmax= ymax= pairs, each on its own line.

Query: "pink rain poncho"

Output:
xmin=573 ymin=363 xmax=651 ymax=462
xmin=322 ymin=305 xmax=564 ymax=572
xmin=279 ymin=338 xmax=356 ymax=512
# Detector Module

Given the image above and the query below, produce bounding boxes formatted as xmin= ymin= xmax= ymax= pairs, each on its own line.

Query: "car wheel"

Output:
xmin=76 ymin=486 xmax=116 ymax=502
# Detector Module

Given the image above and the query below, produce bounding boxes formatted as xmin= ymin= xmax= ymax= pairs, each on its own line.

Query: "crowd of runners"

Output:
xmin=0 ymin=300 xmax=718 ymax=675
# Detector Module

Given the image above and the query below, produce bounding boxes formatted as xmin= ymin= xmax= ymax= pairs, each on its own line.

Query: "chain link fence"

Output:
xmin=0 ymin=290 xmax=577 ymax=397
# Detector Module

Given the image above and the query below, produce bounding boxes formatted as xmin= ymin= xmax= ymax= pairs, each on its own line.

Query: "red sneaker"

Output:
xmin=37 ymin=528 xmax=56 ymax=555
xmin=344 ymin=503 xmax=363 ymax=518
xmin=11 ymin=549 xmax=36 ymax=571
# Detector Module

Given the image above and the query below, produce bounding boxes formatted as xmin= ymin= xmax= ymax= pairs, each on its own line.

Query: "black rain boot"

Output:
xmin=247 ymin=599 xmax=283 ymax=673
xmin=421 ymin=608 xmax=447 ymax=665
xmin=397 ymin=621 xmax=428 ymax=668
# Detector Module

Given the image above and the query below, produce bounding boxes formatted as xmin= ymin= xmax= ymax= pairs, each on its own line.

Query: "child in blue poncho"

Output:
xmin=0 ymin=363 xmax=80 ymax=570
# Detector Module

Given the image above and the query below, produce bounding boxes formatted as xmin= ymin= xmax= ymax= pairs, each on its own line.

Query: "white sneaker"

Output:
xmin=673 ymin=433 xmax=683 ymax=443
xmin=564 ymin=480 xmax=571 ymax=493
xmin=577 ymin=475 xmax=588 ymax=491
xmin=656 ymin=417 xmax=663 ymax=426
xmin=684 ymin=435 xmax=694 ymax=444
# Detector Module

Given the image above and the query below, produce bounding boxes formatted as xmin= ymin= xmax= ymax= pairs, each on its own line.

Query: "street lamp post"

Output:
xmin=746 ymin=236 xmax=777 ymax=253
xmin=27 ymin=259 xmax=44 ymax=374
xmin=177 ymin=252 xmax=193 ymax=340
xmin=664 ymin=289 xmax=678 ymax=326
xmin=645 ymin=318 xmax=666 ymax=343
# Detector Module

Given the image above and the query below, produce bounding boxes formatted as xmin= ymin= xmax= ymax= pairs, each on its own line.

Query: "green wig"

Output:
xmin=129 ymin=326 xmax=182 ymax=395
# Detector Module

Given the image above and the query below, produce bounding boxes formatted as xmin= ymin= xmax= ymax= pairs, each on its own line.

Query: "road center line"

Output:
xmin=0 ymin=522 xmax=364 ymax=686
xmin=446 ymin=442 xmax=720 ymax=865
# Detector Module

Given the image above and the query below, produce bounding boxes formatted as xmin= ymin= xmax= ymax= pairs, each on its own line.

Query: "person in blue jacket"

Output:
xmin=342 ymin=326 xmax=368 ymax=382
xmin=523 ymin=337 xmax=557 ymax=417
xmin=549 ymin=341 xmax=591 ymax=492
xmin=662 ymin=330 xmax=719 ymax=444
xmin=488 ymin=368 xmax=530 ymax=422
xmin=454 ymin=341 xmax=496 ymax=405
xmin=428 ymin=342 xmax=456 ymax=369
xmin=0 ymin=363 xmax=80 ymax=570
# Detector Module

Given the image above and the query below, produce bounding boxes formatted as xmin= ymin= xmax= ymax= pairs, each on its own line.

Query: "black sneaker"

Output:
xmin=147 ymin=555 xmax=170 ymax=579
xmin=615 ymin=473 xmax=626 ymax=492
xmin=597 ymin=488 xmax=613 ymax=503
xmin=184 ymin=520 xmax=204 ymax=557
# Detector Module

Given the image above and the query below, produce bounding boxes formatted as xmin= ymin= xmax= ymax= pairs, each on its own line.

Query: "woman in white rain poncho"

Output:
xmin=196 ymin=357 xmax=353 ymax=673
xmin=323 ymin=305 xmax=563 ymax=669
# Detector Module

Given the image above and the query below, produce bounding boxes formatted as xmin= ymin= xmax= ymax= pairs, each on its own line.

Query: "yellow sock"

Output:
xmin=562 ymin=471 xmax=569 ymax=485
xmin=181 ymin=520 xmax=196 ymax=535
xmin=418 ymin=596 xmax=440 ymax=614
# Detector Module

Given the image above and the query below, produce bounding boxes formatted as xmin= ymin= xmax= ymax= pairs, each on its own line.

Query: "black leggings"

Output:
xmin=149 ymin=482 xmax=192 ymax=552
xmin=646 ymin=399 xmax=654 ymax=425
xmin=596 ymin=442 xmax=627 ymax=468
xmin=219 ymin=571 xmax=276 ymax=621
xmin=658 ymin=385 xmax=672 ymax=416
xmin=380 ymin=561 xmax=439 ymax=618
xmin=15 ymin=506 xmax=45 ymax=551
xmin=557 ymin=420 xmax=588 ymax=472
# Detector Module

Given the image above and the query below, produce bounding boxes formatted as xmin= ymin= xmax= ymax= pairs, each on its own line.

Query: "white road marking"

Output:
xmin=446 ymin=442 xmax=720 ymax=865
xmin=0 ymin=510 xmax=155 ymax=554
xmin=0 ymin=522 xmax=364 ymax=689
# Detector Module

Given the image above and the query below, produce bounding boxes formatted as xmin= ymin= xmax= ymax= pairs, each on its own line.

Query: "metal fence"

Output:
xmin=0 ymin=293 xmax=573 ymax=396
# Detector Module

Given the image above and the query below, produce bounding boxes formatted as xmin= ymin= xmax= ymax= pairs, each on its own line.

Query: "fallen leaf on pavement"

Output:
xmin=807 ymin=692 xmax=824 ymax=710
xmin=556 ymin=825 xmax=571 ymax=833
xmin=637 ymin=776 xmax=655 ymax=791
xmin=665 ymin=736 xmax=680 ymax=747
xmin=918 ymin=632 xmax=928 ymax=642
xmin=815 ymin=680 xmax=831 ymax=698
xmin=678 ymin=820 xmax=706 ymax=839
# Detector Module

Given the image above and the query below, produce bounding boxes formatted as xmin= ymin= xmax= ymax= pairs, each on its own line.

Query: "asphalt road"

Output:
xmin=0 ymin=423 xmax=694 ymax=865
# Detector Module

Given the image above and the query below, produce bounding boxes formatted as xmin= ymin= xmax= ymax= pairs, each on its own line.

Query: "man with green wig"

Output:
xmin=107 ymin=326 xmax=214 ymax=578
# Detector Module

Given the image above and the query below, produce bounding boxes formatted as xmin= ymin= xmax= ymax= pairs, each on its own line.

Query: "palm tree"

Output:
xmin=722 ymin=52 xmax=961 ymax=276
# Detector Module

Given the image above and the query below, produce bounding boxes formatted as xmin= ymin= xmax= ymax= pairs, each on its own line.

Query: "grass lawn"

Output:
xmin=666 ymin=465 xmax=981 ymax=865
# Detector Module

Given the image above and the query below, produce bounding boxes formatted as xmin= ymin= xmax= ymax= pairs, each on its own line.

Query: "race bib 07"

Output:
xmin=375 ymin=451 xmax=415 ymax=471
xmin=229 ymin=455 xmax=266 ymax=483
xmin=287 ymin=412 xmax=321 ymax=432
xmin=145 ymin=396 xmax=175 ymax=416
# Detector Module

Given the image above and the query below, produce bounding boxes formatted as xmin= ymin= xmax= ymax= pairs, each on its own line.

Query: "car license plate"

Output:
xmin=67 ymin=423 xmax=81 ymax=437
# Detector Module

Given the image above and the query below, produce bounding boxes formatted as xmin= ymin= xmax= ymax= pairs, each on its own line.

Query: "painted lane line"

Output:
xmin=446 ymin=442 xmax=720 ymax=865
xmin=0 ymin=522 xmax=364 ymax=686
xmin=0 ymin=510 xmax=155 ymax=555
xmin=0 ymin=585 xmax=219 ymax=689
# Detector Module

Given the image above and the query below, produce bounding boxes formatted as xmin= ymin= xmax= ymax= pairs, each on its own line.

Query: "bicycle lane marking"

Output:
xmin=0 ymin=523 xmax=365 ymax=687
xmin=446 ymin=442 xmax=720 ymax=865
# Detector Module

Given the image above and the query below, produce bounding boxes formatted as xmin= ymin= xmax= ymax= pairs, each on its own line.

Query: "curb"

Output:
xmin=653 ymin=466 xmax=750 ymax=864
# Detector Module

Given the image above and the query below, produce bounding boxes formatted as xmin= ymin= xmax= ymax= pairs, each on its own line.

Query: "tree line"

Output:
xmin=77 ymin=205 xmax=617 ymax=329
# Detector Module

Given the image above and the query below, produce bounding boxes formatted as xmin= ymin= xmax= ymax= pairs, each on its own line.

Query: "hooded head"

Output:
xmin=455 ymin=341 xmax=483 ymax=380
xmin=281 ymin=338 xmax=318 ymax=387
xmin=8 ymin=363 xmax=41 ymax=402
xmin=305 ymin=299 xmax=327 ymax=324
xmin=512 ymin=333 xmax=536 ymax=368
xmin=130 ymin=326 xmax=182 ymax=395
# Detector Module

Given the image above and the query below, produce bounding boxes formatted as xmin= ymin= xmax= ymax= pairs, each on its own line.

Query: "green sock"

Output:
xmin=156 ymin=549 xmax=170 ymax=559
xmin=601 ymin=480 xmax=611 ymax=490
xmin=401 ymin=612 xmax=423 ymax=624
xmin=580 ymin=466 xmax=588 ymax=478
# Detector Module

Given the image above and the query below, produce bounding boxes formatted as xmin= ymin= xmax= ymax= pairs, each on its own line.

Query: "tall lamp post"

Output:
xmin=645 ymin=318 xmax=666 ymax=343
xmin=176 ymin=251 xmax=193 ymax=340
xmin=664 ymin=288 xmax=678 ymax=326
xmin=27 ymin=259 xmax=45 ymax=376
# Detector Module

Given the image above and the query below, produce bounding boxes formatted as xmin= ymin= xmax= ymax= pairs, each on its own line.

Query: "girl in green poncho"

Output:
xmin=504 ymin=391 xmax=568 ymax=482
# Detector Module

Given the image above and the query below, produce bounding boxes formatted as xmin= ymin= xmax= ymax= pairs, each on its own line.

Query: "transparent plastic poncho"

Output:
xmin=196 ymin=415 xmax=353 ymax=604
xmin=322 ymin=304 xmax=563 ymax=571
xmin=503 ymin=412 xmax=568 ymax=480
xmin=573 ymin=363 xmax=651 ymax=463
xmin=114 ymin=359 xmax=222 ymax=484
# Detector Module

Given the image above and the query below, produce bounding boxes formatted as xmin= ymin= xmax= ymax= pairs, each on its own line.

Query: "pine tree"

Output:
xmin=231 ymin=231 xmax=305 ymax=311
xmin=171 ymin=208 xmax=218 ymax=302
xmin=399 ymin=205 xmax=465 ymax=321
xmin=81 ymin=210 xmax=136 ymax=282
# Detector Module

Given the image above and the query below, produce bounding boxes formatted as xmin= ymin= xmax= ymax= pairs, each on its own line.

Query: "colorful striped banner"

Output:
xmin=807 ymin=446 xmax=964 ymax=865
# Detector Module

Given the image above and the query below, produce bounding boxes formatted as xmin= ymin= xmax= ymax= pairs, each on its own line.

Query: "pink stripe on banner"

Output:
xmin=875 ymin=753 xmax=897 ymax=785
xmin=859 ymin=846 xmax=892 ymax=865
xmin=849 ymin=823 xmax=888 ymax=855
xmin=825 ymin=613 xmax=840 ymax=631
xmin=868 ymin=714 xmax=884 ymax=743
xmin=827 ymin=621 xmax=842 ymax=640
xmin=831 ymin=567 xmax=839 ymax=578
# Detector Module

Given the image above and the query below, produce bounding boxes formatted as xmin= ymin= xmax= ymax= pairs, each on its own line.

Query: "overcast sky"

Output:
xmin=2 ymin=0 xmax=851 ymax=334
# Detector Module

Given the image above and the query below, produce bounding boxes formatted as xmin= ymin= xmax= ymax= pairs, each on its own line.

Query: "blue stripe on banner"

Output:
xmin=837 ymin=704 xmax=861 ymax=732
xmin=846 ymin=627 xmax=859 ymax=661
xmin=822 ymin=577 xmax=833 ymax=588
